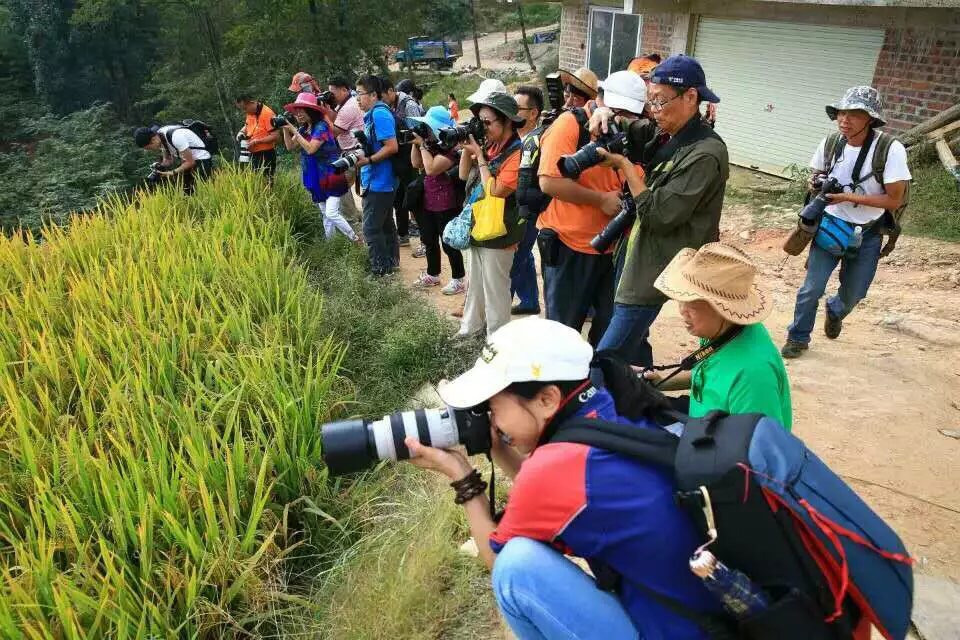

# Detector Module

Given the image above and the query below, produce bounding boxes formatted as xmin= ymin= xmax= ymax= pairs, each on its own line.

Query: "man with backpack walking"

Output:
xmin=781 ymin=87 xmax=911 ymax=359
xmin=134 ymin=121 xmax=216 ymax=195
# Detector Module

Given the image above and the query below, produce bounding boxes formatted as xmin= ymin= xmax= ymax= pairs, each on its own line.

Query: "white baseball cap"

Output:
xmin=467 ymin=78 xmax=508 ymax=104
xmin=600 ymin=70 xmax=647 ymax=115
xmin=438 ymin=318 xmax=594 ymax=409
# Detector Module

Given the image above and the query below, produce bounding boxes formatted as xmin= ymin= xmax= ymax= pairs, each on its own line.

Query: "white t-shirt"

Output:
xmin=159 ymin=125 xmax=212 ymax=161
xmin=809 ymin=134 xmax=911 ymax=225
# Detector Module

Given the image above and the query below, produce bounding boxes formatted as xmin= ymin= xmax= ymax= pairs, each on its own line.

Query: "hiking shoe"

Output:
xmin=824 ymin=306 xmax=843 ymax=340
xmin=780 ymin=340 xmax=809 ymax=359
xmin=442 ymin=278 xmax=466 ymax=296
xmin=511 ymin=304 xmax=541 ymax=315
xmin=412 ymin=244 xmax=427 ymax=258
xmin=398 ymin=235 xmax=410 ymax=246
xmin=413 ymin=271 xmax=441 ymax=288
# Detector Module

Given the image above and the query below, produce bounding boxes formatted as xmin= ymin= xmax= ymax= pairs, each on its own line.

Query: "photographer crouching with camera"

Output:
xmin=780 ymin=87 xmax=910 ymax=359
xmin=594 ymin=55 xmax=729 ymax=369
xmin=321 ymin=316 xmax=726 ymax=639
xmin=134 ymin=121 xmax=215 ymax=195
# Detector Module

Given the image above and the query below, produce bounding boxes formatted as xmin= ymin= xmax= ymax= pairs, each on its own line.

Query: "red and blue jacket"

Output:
xmin=489 ymin=387 xmax=723 ymax=640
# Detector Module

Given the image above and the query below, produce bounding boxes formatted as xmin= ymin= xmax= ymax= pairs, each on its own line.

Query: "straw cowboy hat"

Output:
xmin=654 ymin=243 xmax=772 ymax=324
xmin=559 ymin=67 xmax=599 ymax=98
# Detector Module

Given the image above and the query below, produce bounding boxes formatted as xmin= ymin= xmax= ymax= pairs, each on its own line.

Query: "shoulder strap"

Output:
xmin=571 ymin=107 xmax=591 ymax=149
xmin=822 ymin=132 xmax=844 ymax=174
xmin=869 ymin=131 xmax=895 ymax=193
xmin=548 ymin=417 xmax=679 ymax=468
xmin=165 ymin=124 xmax=206 ymax=152
xmin=850 ymin=128 xmax=876 ymax=187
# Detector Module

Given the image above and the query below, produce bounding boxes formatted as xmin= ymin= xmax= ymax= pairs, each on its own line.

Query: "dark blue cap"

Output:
xmin=650 ymin=55 xmax=719 ymax=103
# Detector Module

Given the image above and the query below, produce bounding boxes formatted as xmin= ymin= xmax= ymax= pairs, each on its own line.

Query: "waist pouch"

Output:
xmin=814 ymin=214 xmax=857 ymax=257
xmin=536 ymin=228 xmax=563 ymax=267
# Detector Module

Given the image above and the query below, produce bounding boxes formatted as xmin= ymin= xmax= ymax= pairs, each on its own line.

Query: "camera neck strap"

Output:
xmin=646 ymin=324 xmax=746 ymax=388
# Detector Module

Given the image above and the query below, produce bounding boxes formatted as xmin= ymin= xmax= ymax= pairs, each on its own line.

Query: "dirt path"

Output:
xmin=398 ymin=184 xmax=960 ymax=583
xmin=453 ymin=24 xmax=559 ymax=73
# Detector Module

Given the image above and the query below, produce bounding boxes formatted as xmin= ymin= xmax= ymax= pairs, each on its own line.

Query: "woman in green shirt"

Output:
xmin=646 ymin=242 xmax=793 ymax=430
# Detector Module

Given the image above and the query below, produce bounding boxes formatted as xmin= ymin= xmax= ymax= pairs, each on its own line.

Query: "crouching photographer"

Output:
xmin=134 ymin=121 xmax=216 ymax=195
xmin=536 ymin=70 xmax=646 ymax=347
xmin=594 ymin=55 xmax=729 ymax=369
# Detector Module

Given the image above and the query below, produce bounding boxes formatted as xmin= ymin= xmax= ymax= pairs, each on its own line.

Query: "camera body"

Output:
xmin=558 ymin=121 xmax=628 ymax=180
xmin=540 ymin=71 xmax=566 ymax=128
xmin=321 ymin=405 xmax=492 ymax=475
xmin=145 ymin=163 xmax=168 ymax=188
xmin=799 ymin=175 xmax=843 ymax=225
xmin=270 ymin=112 xmax=297 ymax=130
xmin=316 ymin=90 xmax=338 ymax=109
xmin=438 ymin=117 xmax=485 ymax=149
xmin=332 ymin=149 xmax=364 ymax=174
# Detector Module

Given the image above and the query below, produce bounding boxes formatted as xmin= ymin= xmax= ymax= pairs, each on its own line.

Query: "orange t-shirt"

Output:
xmin=487 ymin=140 xmax=521 ymax=190
xmin=244 ymin=104 xmax=277 ymax=153
xmin=536 ymin=110 xmax=623 ymax=254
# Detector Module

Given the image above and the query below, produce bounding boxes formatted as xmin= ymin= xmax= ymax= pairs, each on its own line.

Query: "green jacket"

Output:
xmin=468 ymin=138 xmax=525 ymax=250
xmin=616 ymin=116 xmax=729 ymax=306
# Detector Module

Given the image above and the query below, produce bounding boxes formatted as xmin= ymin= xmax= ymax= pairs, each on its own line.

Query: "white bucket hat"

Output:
xmin=438 ymin=317 xmax=594 ymax=409
xmin=600 ymin=70 xmax=647 ymax=115
xmin=467 ymin=78 xmax=508 ymax=104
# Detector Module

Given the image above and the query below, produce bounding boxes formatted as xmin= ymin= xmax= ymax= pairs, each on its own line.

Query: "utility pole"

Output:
xmin=470 ymin=0 xmax=481 ymax=69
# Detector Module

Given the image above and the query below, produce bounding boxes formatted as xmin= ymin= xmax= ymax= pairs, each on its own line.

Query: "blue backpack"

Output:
xmin=550 ymin=359 xmax=914 ymax=640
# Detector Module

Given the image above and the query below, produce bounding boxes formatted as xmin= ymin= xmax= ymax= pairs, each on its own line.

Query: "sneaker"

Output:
xmin=442 ymin=278 xmax=466 ymax=296
xmin=412 ymin=244 xmax=427 ymax=258
xmin=511 ymin=303 xmax=541 ymax=315
xmin=408 ymin=223 xmax=420 ymax=238
xmin=413 ymin=271 xmax=441 ymax=288
xmin=398 ymin=235 xmax=410 ymax=247
xmin=824 ymin=305 xmax=843 ymax=340
xmin=780 ymin=340 xmax=809 ymax=359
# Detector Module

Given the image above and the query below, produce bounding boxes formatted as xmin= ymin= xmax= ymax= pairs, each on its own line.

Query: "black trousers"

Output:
xmin=182 ymin=159 xmax=214 ymax=195
xmin=394 ymin=172 xmax=412 ymax=237
xmin=250 ymin=149 xmax=277 ymax=179
xmin=418 ymin=207 xmax=465 ymax=279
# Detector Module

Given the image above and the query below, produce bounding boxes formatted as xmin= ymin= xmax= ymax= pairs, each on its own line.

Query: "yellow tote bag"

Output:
xmin=470 ymin=178 xmax=508 ymax=241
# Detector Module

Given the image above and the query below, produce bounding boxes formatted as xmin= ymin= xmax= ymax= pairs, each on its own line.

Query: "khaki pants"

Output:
xmin=340 ymin=167 xmax=362 ymax=222
xmin=461 ymin=246 xmax=516 ymax=337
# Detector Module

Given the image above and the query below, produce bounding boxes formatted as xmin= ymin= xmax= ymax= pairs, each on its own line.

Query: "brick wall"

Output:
xmin=640 ymin=13 xmax=675 ymax=59
xmin=872 ymin=27 xmax=960 ymax=133
xmin=559 ymin=3 xmax=589 ymax=71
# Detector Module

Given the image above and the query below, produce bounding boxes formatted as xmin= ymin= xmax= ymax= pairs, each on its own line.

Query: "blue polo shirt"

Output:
xmin=360 ymin=102 xmax=396 ymax=193
xmin=490 ymin=388 xmax=723 ymax=640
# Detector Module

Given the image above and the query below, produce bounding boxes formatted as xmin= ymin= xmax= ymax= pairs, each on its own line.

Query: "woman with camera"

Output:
xmin=457 ymin=93 xmax=527 ymax=338
xmin=409 ymin=106 xmax=467 ymax=295
xmin=642 ymin=243 xmax=793 ymax=430
xmin=281 ymin=92 xmax=359 ymax=242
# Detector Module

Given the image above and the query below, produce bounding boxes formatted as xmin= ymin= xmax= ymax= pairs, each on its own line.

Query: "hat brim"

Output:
xmin=654 ymin=249 xmax=772 ymax=325
xmin=603 ymin=92 xmax=645 ymax=116
xmin=409 ymin=114 xmax=455 ymax=135
xmin=559 ymin=70 xmax=598 ymax=98
xmin=284 ymin=100 xmax=325 ymax=114
xmin=470 ymin=102 xmax=526 ymax=125
xmin=437 ymin=361 xmax=511 ymax=409
xmin=825 ymin=104 xmax=886 ymax=127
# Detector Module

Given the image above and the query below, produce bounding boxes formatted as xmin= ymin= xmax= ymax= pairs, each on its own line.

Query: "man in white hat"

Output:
xmin=536 ymin=70 xmax=646 ymax=348
xmin=781 ymin=86 xmax=911 ymax=359
xmin=403 ymin=317 xmax=724 ymax=639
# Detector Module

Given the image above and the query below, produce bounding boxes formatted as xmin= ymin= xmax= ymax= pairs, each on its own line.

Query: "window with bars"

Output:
xmin=587 ymin=7 xmax=641 ymax=79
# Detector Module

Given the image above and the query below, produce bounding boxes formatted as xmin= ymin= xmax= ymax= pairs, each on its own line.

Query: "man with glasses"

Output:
xmin=536 ymin=69 xmax=640 ymax=347
xmin=594 ymin=55 xmax=729 ymax=368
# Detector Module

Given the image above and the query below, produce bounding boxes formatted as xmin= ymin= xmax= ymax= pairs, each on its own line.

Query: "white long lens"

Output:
xmin=368 ymin=408 xmax=459 ymax=462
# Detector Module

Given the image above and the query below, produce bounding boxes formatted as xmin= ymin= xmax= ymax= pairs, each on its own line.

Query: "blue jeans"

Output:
xmin=493 ymin=538 xmax=640 ymax=640
xmin=511 ymin=221 xmax=540 ymax=310
xmin=787 ymin=230 xmax=883 ymax=344
xmin=596 ymin=303 xmax=663 ymax=368
xmin=362 ymin=189 xmax=399 ymax=274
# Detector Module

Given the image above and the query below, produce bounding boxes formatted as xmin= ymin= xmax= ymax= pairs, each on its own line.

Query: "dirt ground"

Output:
xmin=452 ymin=25 xmax=560 ymax=73
xmin=393 ymin=174 xmax=960 ymax=584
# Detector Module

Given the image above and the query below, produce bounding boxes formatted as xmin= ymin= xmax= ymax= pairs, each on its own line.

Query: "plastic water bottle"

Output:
xmin=849 ymin=225 xmax=863 ymax=251
xmin=689 ymin=550 xmax=770 ymax=618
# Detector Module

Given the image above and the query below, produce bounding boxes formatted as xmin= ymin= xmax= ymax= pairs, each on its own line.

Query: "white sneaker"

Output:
xmin=413 ymin=271 xmax=441 ymax=288
xmin=442 ymin=278 xmax=466 ymax=295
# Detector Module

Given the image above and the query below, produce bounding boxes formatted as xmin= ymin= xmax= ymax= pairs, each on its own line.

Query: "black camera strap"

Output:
xmin=645 ymin=324 xmax=745 ymax=388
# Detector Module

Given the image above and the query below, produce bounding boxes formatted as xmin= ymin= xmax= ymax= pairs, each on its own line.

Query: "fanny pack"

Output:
xmin=814 ymin=214 xmax=858 ymax=257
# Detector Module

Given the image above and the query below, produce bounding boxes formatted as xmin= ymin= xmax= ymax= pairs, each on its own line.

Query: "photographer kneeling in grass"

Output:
xmin=406 ymin=317 xmax=722 ymax=640
xmin=281 ymin=92 xmax=358 ymax=242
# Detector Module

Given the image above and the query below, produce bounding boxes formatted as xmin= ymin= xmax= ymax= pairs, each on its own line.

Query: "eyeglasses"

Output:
xmin=516 ymin=106 xmax=534 ymax=112
xmin=355 ymin=90 xmax=371 ymax=97
xmin=648 ymin=91 xmax=685 ymax=112
xmin=480 ymin=119 xmax=496 ymax=128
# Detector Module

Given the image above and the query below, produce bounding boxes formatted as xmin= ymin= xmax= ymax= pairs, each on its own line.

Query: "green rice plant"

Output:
xmin=0 ymin=166 xmax=467 ymax=638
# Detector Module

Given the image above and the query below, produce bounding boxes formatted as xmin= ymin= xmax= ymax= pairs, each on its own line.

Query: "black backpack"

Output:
xmin=163 ymin=119 xmax=219 ymax=156
xmin=544 ymin=356 xmax=913 ymax=640
xmin=516 ymin=108 xmax=590 ymax=220
xmin=370 ymin=103 xmax=413 ymax=178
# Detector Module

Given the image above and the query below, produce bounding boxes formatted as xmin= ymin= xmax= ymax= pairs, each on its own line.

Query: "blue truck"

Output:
xmin=394 ymin=36 xmax=463 ymax=70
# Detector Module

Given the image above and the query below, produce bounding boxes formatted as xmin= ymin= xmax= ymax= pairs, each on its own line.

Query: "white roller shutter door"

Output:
xmin=694 ymin=18 xmax=884 ymax=176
